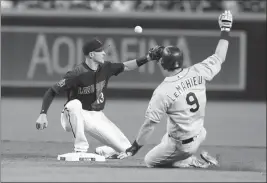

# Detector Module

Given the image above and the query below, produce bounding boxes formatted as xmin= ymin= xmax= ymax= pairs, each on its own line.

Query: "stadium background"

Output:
xmin=1 ymin=0 xmax=266 ymax=181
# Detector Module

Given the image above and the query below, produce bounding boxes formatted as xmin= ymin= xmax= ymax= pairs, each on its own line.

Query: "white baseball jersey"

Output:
xmin=145 ymin=54 xmax=222 ymax=140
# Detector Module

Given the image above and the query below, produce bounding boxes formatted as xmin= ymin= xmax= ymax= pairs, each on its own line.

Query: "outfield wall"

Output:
xmin=1 ymin=11 xmax=266 ymax=100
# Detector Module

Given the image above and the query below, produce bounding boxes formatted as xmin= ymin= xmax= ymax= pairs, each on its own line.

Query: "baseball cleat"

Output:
xmin=173 ymin=156 xmax=209 ymax=168
xmin=200 ymin=151 xmax=219 ymax=167
xmin=190 ymin=155 xmax=210 ymax=168
xmin=95 ymin=146 xmax=119 ymax=159
xmin=106 ymin=154 xmax=119 ymax=159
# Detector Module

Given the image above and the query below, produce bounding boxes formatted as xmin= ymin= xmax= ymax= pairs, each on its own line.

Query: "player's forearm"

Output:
xmin=136 ymin=119 xmax=157 ymax=146
xmin=40 ymin=88 xmax=56 ymax=114
xmin=123 ymin=56 xmax=151 ymax=71
xmin=215 ymin=31 xmax=230 ymax=63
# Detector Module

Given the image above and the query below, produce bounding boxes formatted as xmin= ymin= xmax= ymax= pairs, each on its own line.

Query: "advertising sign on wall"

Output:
xmin=1 ymin=26 xmax=246 ymax=91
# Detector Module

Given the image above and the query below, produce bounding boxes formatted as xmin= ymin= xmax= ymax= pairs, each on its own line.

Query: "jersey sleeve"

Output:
xmin=145 ymin=89 xmax=168 ymax=123
xmin=106 ymin=61 xmax=125 ymax=76
xmin=192 ymin=54 xmax=222 ymax=81
xmin=51 ymin=71 xmax=78 ymax=94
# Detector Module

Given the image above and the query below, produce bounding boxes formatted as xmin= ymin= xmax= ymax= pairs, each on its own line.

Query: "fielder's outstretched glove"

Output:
xmin=149 ymin=45 xmax=165 ymax=61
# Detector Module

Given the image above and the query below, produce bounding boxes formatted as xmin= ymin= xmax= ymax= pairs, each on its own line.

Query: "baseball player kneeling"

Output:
xmin=118 ymin=10 xmax=233 ymax=168
xmin=35 ymin=38 xmax=161 ymax=159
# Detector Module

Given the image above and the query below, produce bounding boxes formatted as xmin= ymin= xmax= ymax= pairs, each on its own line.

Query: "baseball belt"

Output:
xmin=168 ymin=134 xmax=198 ymax=144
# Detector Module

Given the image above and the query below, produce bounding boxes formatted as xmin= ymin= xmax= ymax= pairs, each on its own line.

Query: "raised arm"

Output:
xmin=193 ymin=10 xmax=233 ymax=81
xmin=215 ymin=10 xmax=233 ymax=63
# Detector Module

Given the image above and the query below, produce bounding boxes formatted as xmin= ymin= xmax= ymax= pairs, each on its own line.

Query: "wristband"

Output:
xmin=220 ymin=31 xmax=230 ymax=41
xmin=136 ymin=56 xmax=149 ymax=67
xmin=128 ymin=140 xmax=143 ymax=156
xmin=40 ymin=110 xmax=46 ymax=114
xmin=133 ymin=140 xmax=143 ymax=149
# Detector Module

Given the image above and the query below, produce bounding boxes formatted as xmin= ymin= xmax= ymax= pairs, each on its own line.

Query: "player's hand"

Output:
xmin=218 ymin=10 xmax=233 ymax=32
xmin=118 ymin=151 xmax=132 ymax=159
xmin=118 ymin=140 xmax=143 ymax=159
xmin=148 ymin=45 xmax=165 ymax=61
xmin=36 ymin=113 xmax=48 ymax=130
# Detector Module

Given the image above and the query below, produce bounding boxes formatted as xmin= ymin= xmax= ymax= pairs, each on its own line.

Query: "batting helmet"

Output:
xmin=160 ymin=46 xmax=183 ymax=71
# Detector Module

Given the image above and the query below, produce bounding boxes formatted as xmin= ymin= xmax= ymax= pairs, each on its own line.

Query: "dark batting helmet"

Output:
xmin=160 ymin=46 xmax=183 ymax=71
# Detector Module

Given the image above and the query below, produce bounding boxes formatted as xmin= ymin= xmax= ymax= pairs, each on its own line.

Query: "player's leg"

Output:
xmin=61 ymin=99 xmax=89 ymax=152
xmin=144 ymin=133 xmax=190 ymax=167
xmin=95 ymin=145 xmax=118 ymax=158
xmin=172 ymin=127 xmax=208 ymax=168
xmin=82 ymin=111 xmax=131 ymax=156
xmin=144 ymin=128 xmax=208 ymax=168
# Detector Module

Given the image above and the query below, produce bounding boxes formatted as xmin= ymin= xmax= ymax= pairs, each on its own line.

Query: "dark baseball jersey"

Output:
xmin=52 ymin=61 xmax=124 ymax=111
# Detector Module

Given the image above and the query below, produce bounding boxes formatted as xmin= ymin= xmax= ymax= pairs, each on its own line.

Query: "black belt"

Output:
xmin=168 ymin=134 xmax=195 ymax=144
xmin=181 ymin=137 xmax=195 ymax=144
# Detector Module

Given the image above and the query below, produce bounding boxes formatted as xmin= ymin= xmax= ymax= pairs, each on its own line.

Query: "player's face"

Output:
xmin=92 ymin=50 xmax=106 ymax=64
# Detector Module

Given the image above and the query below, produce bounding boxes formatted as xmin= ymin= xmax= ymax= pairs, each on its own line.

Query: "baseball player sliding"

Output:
xmin=35 ymin=38 xmax=161 ymax=159
xmin=118 ymin=10 xmax=233 ymax=168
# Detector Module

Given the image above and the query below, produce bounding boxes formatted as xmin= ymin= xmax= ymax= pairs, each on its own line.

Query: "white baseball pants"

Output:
xmin=144 ymin=127 xmax=207 ymax=168
xmin=60 ymin=99 xmax=131 ymax=154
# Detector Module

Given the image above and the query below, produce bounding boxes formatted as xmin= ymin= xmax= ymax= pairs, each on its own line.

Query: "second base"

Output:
xmin=57 ymin=152 xmax=106 ymax=162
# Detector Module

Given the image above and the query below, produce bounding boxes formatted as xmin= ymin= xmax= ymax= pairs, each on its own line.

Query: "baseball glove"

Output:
xmin=149 ymin=45 xmax=165 ymax=61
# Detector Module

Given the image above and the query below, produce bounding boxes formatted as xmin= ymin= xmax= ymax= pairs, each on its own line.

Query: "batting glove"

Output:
xmin=36 ymin=113 xmax=48 ymax=130
xmin=118 ymin=140 xmax=143 ymax=159
xmin=218 ymin=10 xmax=233 ymax=32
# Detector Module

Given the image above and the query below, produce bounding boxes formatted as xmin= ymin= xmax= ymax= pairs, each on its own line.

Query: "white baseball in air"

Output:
xmin=134 ymin=26 xmax=143 ymax=33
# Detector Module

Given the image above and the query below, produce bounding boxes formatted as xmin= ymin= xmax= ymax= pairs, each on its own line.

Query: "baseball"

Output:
xmin=134 ymin=26 xmax=143 ymax=33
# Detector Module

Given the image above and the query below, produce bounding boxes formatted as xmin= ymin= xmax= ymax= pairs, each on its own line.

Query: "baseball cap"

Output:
xmin=82 ymin=38 xmax=107 ymax=55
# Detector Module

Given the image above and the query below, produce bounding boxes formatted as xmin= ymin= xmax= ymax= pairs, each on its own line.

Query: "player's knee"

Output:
xmin=144 ymin=154 xmax=155 ymax=168
xmin=66 ymin=99 xmax=82 ymax=112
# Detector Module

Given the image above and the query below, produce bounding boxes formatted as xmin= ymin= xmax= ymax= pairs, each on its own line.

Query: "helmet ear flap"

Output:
xmin=174 ymin=61 xmax=180 ymax=68
xmin=175 ymin=51 xmax=183 ymax=68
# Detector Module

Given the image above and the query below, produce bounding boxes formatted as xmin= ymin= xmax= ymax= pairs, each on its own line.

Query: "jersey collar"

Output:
xmin=164 ymin=68 xmax=189 ymax=82
xmin=82 ymin=62 xmax=101 ymax=72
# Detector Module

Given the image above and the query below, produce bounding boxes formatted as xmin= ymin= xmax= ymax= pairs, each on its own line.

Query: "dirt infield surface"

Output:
xmin=1 ymin=141 xmax=266 ymax=182
xmin=1 ymin=98 xmax=266 ymax=181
